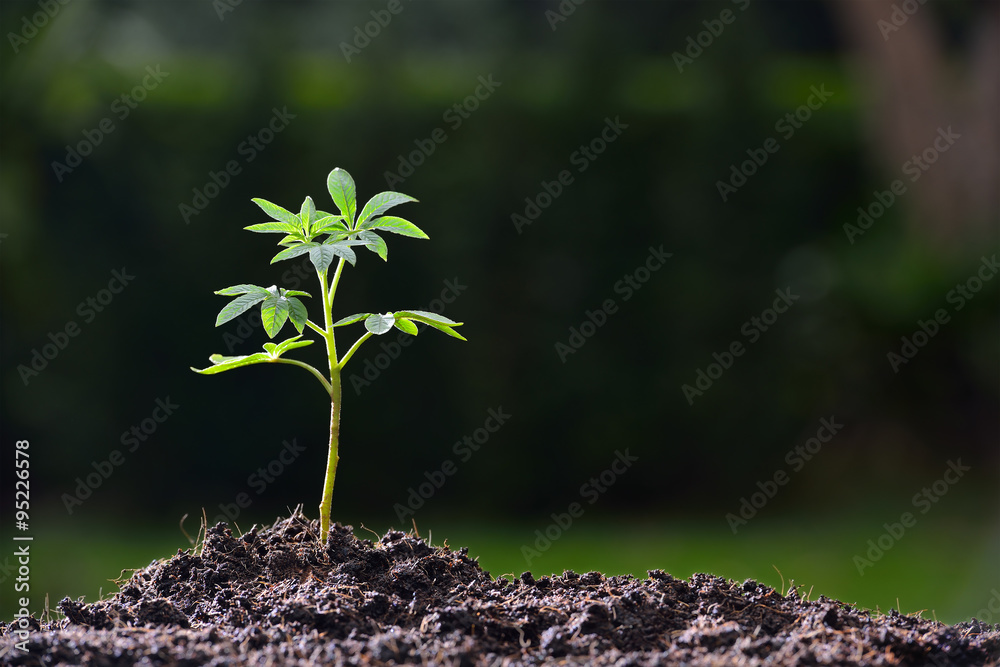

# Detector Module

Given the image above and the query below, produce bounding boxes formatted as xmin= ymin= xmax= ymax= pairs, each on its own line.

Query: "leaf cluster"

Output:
xmin=192 ymin=168 xmax=464 ymax=380
xmin=214 ymin=168 xmax=429 ymax=341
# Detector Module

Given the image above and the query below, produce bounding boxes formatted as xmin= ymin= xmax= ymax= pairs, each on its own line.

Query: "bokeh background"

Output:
xmin=2 ymin=0 xmax=998 ymax=625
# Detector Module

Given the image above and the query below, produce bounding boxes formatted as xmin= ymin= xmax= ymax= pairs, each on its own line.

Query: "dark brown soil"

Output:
xmin=2 ymin=511 xmax=997 ymax=666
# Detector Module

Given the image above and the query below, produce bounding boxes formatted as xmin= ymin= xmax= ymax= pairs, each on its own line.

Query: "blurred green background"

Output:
xmin=1 ymin=0 xmax=997 ymax=625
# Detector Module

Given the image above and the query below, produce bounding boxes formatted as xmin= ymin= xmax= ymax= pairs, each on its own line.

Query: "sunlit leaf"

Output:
xmin=327 ymin=168 xmax=357 ymax=225
xmin=191 ymin=352 xmax=270 ymax=375
xmin=313 ymin=215 xmax=349 ymax=235
xmin=299 ymin=196 xmax=316 ymax=234
xmin=271 ymin=243 xmax=318 ymax=264
xmin=309 ymin=244 xmax=338 ymax=274
xmin=215 ymin=284 xmax=269 ymax=296
xmin=277 ymin=234 xmax=305 ymax=246
xmin=244 ymin=222 xmax=300 ymax=234
xmin=394 ymin=317 xmax=418 ymax=335
xmin=393 ymin=310 xmax=462 ymax=326
xmin=273 ymin=334 xmax=313 ymax=356
xmin=322 ymin=239 xmax=360 ymax=266
xmin=287 ymin=297 xmax=308 ymax=333
xmin=252 ymin=198 xmax=299 ymax=226
xmin=216 ymin=292 xmax=268 ymax=326
xmin=261 ymin=289 xmax=290 ymax=338
xmin=358 ymin=230 xmax=388 ymax=261
xmin=358 ymin=191 xmax=417 ymax=226
xmin=393 ymin=310 xmax=465 ymax=340
xmin=360 ymin=215 xmax=428 ymax=239
xmin=333 ymin=313 xmax=370 ymax=327
xmin=364 ymin=312 xmax=395 ymax=335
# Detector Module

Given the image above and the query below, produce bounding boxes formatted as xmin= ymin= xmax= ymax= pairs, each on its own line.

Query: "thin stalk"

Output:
xmin=317 ymin=264 xmax=342 ymax=543
xmin=320 ymin=267 xmax=338 ymax=365
xmin=328 ymin=258 xmax=346 ymax=311
xmin=273 ymin=358 xmax=332 ymax=395
xmin=319 ymin=370 xmax=341 ymax=542
xmin=337 ymin=332 xmax=372 ymax=370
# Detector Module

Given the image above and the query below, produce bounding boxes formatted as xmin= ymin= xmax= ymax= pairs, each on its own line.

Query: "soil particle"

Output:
xmin=2 ymin=510 xmax=997 ymax=666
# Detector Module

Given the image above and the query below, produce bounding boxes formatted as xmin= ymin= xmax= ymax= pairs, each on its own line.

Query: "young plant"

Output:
xmin=192 ymin=168 xmax=465 ymax=542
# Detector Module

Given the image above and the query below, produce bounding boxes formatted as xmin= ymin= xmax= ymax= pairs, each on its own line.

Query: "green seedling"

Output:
xmin=192 ymin=167 xmax=465 ymax=542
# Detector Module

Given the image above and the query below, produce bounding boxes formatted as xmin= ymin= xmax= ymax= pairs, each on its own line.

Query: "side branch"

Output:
xmin=273 ymin=358 xmax=333 ymax=395
xmin=337 ymin=332 xmax=373 ymax=370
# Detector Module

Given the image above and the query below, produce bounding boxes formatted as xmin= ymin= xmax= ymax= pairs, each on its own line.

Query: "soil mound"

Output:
xmin=2 ymin=511 xmax=997 ymax=665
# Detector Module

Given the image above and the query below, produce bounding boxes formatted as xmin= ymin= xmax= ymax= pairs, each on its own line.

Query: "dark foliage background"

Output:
xmin=1 ymin=0 xmax=997 ymax=622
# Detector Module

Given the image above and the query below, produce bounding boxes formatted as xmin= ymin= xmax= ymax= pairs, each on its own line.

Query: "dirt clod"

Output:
xmin=2 ymin=511 xmax=997 ymax=665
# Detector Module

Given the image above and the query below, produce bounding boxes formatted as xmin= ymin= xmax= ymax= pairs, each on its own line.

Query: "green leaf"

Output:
xmin=365 ymin=313 xmax=395 ymax=335
xmin=299 ymin=196 xmax=316 ymax=234
xmin=360 ymin=215 xmax=428 ymax=239
xmin=287 ymin=297 xmax=308 ymax=333
xmin=244 ymin=222 xmax=300 ymax=234
xmin=313 ymin=215 xmax=348 ymax=235
xmin=261 ymin=288 xmax=290 ymax=338
xmin=191 ymin=352 xmax=270 ymax=375
xmin=358 ymin=230 xmax=388 ymax=261
xmin=394 ymin=310 xmax=462 ymax=326
xmin=191 ymin=335 xmax=315 ymax=375
xmin=393 ymin=310 xmax=466 ymax=340
xmin=327 ymin=168 xmax=357 ymax=225
xmin=394 ymin=317 xmax=419 ymax=335
xmin=273 ymin=334 xmax=313 ymax=356
xmin=322 ymin=239 xmax=360 ymax=267
xmin=271 ymin=242 xmax=318 ymax=264
xmin=333 ymin=312 xmax=370 ymax=327
xmin=430 ymin=324 xmax=466 ymax=341
xmin=216 ymin=292 xmax=268 ymax=326
xmin=309 ymin=245 xmax=338 ymax=274
xmin=283 ymin=289 xmax=311 ymax=298
xmin=252 ymin=198 xmax=299 ymax=226
xmin=358 ymin=191 xmax=417 ymax=226
xmin=277 ymin=234 xmax=303 ymax=246
xmin=215 ymin=284 xmax=270 ymax=296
